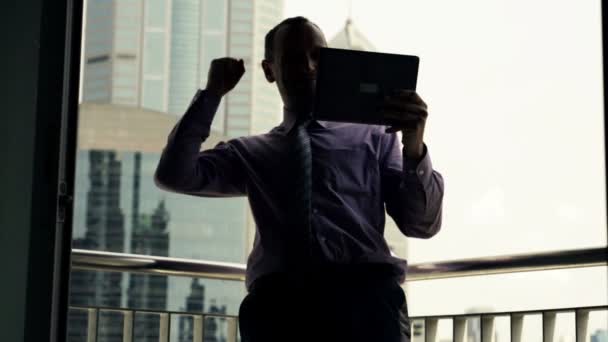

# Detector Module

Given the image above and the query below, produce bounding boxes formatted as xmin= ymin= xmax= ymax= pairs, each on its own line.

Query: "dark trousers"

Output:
xmin=238 ymin=265 xmax=411 ymax=342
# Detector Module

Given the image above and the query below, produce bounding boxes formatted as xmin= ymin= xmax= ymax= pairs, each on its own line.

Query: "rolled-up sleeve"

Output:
xmin=154 ymin=90 xmax=247 ymax=197
xmin=380 ymin=132 xmax=444 ymax=238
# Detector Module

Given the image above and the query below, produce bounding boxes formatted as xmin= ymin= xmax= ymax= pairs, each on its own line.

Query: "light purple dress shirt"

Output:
xmin=154 ymin=90 xmax=444 ymax=291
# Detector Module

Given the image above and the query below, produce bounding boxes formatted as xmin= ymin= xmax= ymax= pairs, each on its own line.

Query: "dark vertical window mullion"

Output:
xmin=54 ymin=0 xmax=85 ymax=341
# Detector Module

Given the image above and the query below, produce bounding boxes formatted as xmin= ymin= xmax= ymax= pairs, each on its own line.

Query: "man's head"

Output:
xmin=262 ymin=17 xmax=327 ymax=115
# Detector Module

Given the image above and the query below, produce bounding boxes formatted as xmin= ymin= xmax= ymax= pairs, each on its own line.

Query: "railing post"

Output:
xmin=227 ymin=317 xmax=238 ymax=342
xmin=87 ymin=308 xmax=98 ymax=342
xmin=576 ymin=309 xmax=589 ymax=342
xmin=481 ymin=316 xmax=495 ymax=342
xmin=122 ymin=311 xmax=133 ymax=342
xmin=511 ymin=314 xmax=524 ymax=342
xmin=193 ymin=315 xmax=204 ymax=342
xmin=425 ymin=318 xmax=438 ymax=342
xmin=453 ymin=317 xmax=467 ymax=342
xmin=543 ymin=312 xmax=556 ymax=342
xmin=159 ymin=313 xmax=170 ymax=342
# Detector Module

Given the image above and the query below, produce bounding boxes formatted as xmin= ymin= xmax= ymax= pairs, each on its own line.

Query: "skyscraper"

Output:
xmin=71 ymin=101 xmax=248 ymax=314
xmin=224 ymin=0 xmax=285 ymax=137
xmin=168 ymin=0 xmax=230 ymax=133
xmin=82 ymin=0 xmax=171 ymax=112
xmin=168 ymin=0 xmax=288 ymax=137
xmin=78 ymin=0 xmax=258 ymax=317
xmin=178 ymin=279 xmax=229 ymax=342
xmin=82 ymin=0 xmax=285 ymax=137
xmin=128 ymin=152 xmax=171 ymax=342
xmin=178 ymin=279 xmax=205 ymax=342
xmin=69 ymin=150 xmax=126 ymax=342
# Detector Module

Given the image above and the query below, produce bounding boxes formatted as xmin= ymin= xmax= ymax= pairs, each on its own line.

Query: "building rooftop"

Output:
xmin=78 ymin=102 xmax=227 ymax=153
xmin=329 ymin=18 xmax=376 ymax=51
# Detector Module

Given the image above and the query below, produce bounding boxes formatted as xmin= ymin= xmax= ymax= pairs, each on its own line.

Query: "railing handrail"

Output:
xmin=71 ymin=249 xmax=247 ymax=281
xmin=71 ymin=246 xmax=607 ymax=282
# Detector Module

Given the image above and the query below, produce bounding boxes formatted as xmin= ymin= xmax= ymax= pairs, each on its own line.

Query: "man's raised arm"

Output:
xmin=154 ymin=58 xmax=247 ymax=197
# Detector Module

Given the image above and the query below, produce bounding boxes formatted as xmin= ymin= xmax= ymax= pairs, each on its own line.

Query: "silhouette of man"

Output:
xmin=155 ymin=16 xmax=444 ymax=342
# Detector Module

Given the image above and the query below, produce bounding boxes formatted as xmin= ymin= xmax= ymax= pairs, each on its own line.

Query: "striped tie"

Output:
xmin=288 ymin=117 xmax=313 ymax=263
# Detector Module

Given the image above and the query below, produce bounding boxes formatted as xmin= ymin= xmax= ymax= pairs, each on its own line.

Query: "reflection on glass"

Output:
xmin=72 ymin=0 xmax=281 ymax=339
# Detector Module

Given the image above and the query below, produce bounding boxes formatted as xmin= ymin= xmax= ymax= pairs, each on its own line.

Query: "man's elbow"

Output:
xmin=154 ymin=166 xmax=172 ymax=191
xmin=154 ymin=163 xmax=184 ymax=192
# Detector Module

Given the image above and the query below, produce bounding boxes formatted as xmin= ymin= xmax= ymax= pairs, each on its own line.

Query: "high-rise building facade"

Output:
xmin=225 ymin=0 xmax=284 ymax=137
xmin=127 ymin=152 xmax=171 ymax=342
xmin=82 ymin=0 xmax=284 ymax=136
xmin=82 ymin=0 xmax=172 ymax=112
xmin=168 ymin=0 xmax=231 ymax=133
xmin=178 ymin=279 xmax=229 ymax=342
xmin=69 ymin=151 xmax=126 ymax=342
xmin=76 ymin=0 xmax=282 ymax=325
xmin=178 ymin=279 xmax=205 ymax=342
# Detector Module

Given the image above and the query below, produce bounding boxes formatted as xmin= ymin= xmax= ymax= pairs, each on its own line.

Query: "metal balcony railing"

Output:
xmin=68 ymin=305 xmax=238 ymax=342
xmin=71 ymin=247 xmax=607 ymax=282
xmin=68 ymin=246 xmax=607 ymax=342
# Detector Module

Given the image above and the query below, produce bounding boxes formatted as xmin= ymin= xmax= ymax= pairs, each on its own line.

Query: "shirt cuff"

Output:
xmin=403 ymin=143 xmax=433 ymax=184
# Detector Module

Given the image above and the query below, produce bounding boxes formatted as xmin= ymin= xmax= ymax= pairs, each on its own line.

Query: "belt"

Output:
xmin=250 ymin=263 xmax=398 ymax=293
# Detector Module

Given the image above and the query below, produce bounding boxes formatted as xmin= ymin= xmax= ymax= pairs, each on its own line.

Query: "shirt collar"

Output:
xmin=278 ymin=107 xmax=327 ymax=135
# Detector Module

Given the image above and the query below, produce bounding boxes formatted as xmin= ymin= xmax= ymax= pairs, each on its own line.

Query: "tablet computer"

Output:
xmin=312 ymin=47 xmax=419 ymax=126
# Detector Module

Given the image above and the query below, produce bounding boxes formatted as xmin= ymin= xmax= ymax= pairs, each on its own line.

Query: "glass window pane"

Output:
xmin=143 ymin=32 xmax=165 ymax=75
xmin=230 ymin=22 xmax=252 ymax=32
xmin=142 ymin=79 xmax=164 ymax=111
xmin=146 ymin=0 xmax=166 ymax=27
xmin=201 ymin=35 xmax=226 ymax=85
xmin=203 ymin=0 xmax=226 ymax=30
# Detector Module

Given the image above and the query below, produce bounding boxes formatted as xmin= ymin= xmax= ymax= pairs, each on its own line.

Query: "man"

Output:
xmin=155 ymin=16 xmax=443 ymax=342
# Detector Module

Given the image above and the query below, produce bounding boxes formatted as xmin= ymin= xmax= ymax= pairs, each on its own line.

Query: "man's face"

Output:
xmin=266 ymin=22 xmax=327 ymax=114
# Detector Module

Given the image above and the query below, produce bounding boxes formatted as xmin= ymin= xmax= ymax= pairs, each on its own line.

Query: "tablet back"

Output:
xmin=313 ymin=47 xmax=419 ymax=125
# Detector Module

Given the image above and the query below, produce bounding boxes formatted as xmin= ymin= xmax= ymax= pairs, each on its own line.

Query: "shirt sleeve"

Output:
xmin=380 ymin=131 xmax=444 ymax=238
xmin=154 ymin=89 xmax=247 ymax=197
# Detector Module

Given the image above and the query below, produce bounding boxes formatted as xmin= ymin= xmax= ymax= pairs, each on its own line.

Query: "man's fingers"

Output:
xmin=380 ymin=109 xmax=424 ymax=122
xmin=389 ymin=90 xmax=427 ymax=107
xmin=380 ymin=101 xmax=427 ymax=115
xmin=385 ymin=124 xmax=417 ymax=133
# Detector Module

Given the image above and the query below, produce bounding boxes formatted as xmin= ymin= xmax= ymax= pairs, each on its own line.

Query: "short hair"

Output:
xmin=264 ymin=16 xmax=321 ymax=61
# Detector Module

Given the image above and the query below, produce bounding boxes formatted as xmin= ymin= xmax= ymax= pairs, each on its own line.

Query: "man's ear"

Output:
xmin=261 ymin=60 xmax=275 ymax=83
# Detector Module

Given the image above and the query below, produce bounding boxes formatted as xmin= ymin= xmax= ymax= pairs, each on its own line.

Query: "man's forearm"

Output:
xmin=154 ymin=90 xmax=221 ymax=191
xmin=391 ymin=144 xmax=444 ymax=238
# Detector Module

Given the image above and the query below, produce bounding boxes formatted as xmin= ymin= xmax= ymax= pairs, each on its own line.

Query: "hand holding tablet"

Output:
xmin=312 ymin=47 xmax=420 ymax=126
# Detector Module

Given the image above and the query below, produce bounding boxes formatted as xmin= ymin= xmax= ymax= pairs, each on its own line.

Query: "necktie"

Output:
xmin=288 ymin=117 xmax=313 ymax=263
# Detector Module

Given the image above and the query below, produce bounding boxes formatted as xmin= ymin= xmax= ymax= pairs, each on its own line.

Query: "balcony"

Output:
xmin=67 ymin=247 xmax=607 ymax=341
